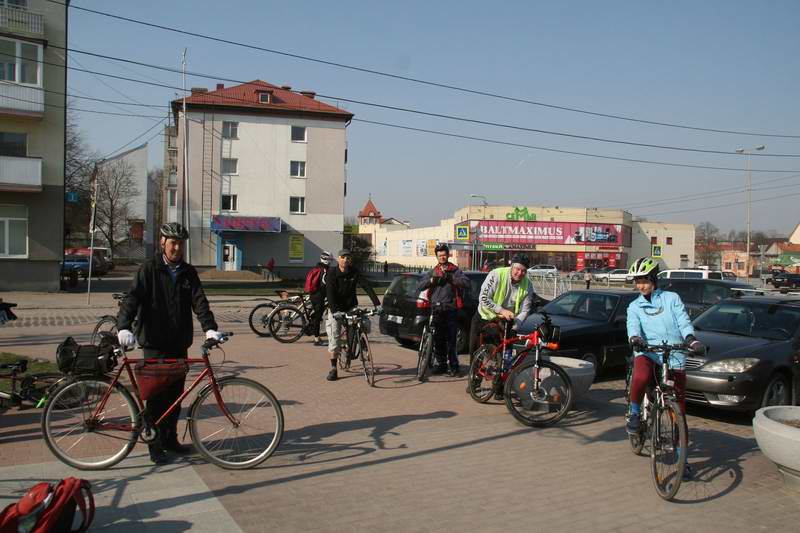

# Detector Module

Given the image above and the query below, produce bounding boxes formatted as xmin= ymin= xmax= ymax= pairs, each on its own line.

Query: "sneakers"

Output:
xmin=447 ymin=364 xmax=461 ymax=377
xmin=626 ymin=413 xmax=641 ymax=435
xmin=326 ymin=368 xmax=338 ymax=381
xmin=148 ymin=445 xmax=170 ymax=465
xmin=163 ymin=438 xmax=193 ymax=455
xmin=432 ymin=363 xmax=448 ymax=375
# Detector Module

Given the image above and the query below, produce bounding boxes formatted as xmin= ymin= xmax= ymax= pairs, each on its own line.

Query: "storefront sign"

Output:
xmin=505 ymin=206 xmax=536 ymax=221
xmin=426 ymin=239 xmax=438 ymax=256
xmin=288 ymin=234 xmax=304 ymax=263
xmin=401 ymin=240 xmax=413 ymax=257
xmin=482 ymin=243 xmax=504 ymax=251
xmin=461 ymin=220 xmax=627 ymax=246
xmin=416 ymin=240 xmax=427 ymax=256
xmin=455 ymin=225 xmax=470 ymax=241
xmin=211 ymin=215 xmax=281 ymax=233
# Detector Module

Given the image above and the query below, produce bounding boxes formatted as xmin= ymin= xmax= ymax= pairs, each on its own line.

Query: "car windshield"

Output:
xmin=694 ymin=301 xmax=800 ymax=340
xmin=387 ymin=275 xmax=422 ymax=298
xmin=542 ymin=292 xmax=619 ymax=322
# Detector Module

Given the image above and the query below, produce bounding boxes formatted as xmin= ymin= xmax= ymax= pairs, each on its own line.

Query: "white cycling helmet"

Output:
xmin=320 ymin=251 xmax=333 ymax=266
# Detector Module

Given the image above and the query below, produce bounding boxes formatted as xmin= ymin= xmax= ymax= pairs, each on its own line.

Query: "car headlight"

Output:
xmin=701 ymin=358 xmax=759 ymax=373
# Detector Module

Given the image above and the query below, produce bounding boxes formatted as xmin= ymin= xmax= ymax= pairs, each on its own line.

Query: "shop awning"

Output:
xmin=211 ymin=215 xmax=281 ymax=233
xmin=774 ymin=252 xmax=800 ymax=266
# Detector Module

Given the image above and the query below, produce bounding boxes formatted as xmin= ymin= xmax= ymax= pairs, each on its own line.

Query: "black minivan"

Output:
xmin=657 ymin=278 xmax=758 ymax=319
xmin=379 ymin=271 xmax=489 ymax=353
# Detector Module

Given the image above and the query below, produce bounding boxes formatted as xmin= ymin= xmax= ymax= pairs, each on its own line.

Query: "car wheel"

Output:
xmin=760 ymin=373 xmax=791 ymax=408
xmin=582 ymin=353 xmax=601 ymax=379
xmin=398 ymin=338 xmax=418 ymax=349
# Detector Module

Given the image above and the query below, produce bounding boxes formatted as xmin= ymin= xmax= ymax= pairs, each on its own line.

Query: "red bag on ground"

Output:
xmin=0 ymin=477 xmax=95 ymax=533
xmin=133 ymin=360 xmax=188 ymax=401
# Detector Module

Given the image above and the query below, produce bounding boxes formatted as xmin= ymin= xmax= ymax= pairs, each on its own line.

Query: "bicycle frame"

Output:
xmin=482 ymin=326 xmax=560 ymax=382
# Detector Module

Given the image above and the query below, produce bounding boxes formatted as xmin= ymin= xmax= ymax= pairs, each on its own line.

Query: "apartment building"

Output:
xmin=0 ymin=0 xmax=68 ymax=290
xmin=165 ymin=80 xmax=352 ymax=277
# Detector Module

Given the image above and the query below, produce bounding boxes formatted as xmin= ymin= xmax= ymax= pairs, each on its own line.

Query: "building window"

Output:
xmin=258 ymin=92 xmax=271 ymax=104
xmin=291 ymin=126 xmax=306 ymax=142
xmin=221 ymin=158 xmax=238 ymax=175
xmin=666 ymin=237 xmax=673 ymax=245
xmin=650 ymin=236 xmax=657 ymax=245
xmin=0 ymin=132 xmax=26 ymax=157
xmin=167 ymin=189 xmax=177 ymax=207
xmin=289 ymin=196 xmax=305 ymax=214
xmin=289 ymin=160 xmax=306 ymax=178
xmin=0 ymin=205 xmax=27 ymax=257
xmin=0 ymin=38 xmax=40 ymax=85
xmin=221 ymin=194 xmax=238 ymax=211
xmin=222 ymin=121 xmax=238 ymax=139
xmin=2 ymin=1 xmax=29 ymax=9
xmin=724 ymin=262 xmax=732 ymax=270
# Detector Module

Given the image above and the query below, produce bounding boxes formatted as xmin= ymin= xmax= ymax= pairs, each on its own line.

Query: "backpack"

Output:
xmin=0 ymin=477 xmax=95 ymax=533
xmin=304 ymin=266 xmax=324 ymax=294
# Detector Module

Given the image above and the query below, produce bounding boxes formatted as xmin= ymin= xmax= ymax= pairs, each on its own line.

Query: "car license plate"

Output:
xmin=387 ymin=314 xmax=403 ymax=324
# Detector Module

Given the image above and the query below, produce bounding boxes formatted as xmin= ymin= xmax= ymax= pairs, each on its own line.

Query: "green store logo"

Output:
xmin=505 ymin=207 xmax=536 ymax=221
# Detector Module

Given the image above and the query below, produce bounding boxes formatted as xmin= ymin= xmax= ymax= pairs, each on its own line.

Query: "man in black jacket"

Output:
xmin=325 ymin=249 xmax=381 ymax=381
xmin=117 ymin=223 xmax=221 ymax=464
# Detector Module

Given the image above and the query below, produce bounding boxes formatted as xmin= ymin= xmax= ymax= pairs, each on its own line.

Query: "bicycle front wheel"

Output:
xmin=359 ymin=333 xmax=375 ymax=386
xmin=468 ymin=344 xmax=499 ymax=403
xmin=416 ymin=330 xmax=432 ymax=381
xmin=189 ymin=377 xmax=284 ymax=469
xmin=42 ymin=377 xmax=139 ymax=470
xmin=248 ymin=303 xmax=276 ymax=337
xmin=504 ymin=360 xmax=572 ymax=427
xmin=650 ymin=399 xmax=687 ymax=501
xmin=267 ymin=304 xmax=306 ymax=343
xmin=91 ymin=315 xmax=118 ymax=345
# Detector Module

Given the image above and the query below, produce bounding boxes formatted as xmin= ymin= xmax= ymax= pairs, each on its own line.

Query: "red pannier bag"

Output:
xmin=133 ymin=360 xmax=188 ymax=401
xmin=0 ymin=477 xmax=95 ymax=533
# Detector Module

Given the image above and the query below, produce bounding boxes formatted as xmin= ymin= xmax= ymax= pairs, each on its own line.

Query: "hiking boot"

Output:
xmin=682 ymin=464 xmax=694 ymax=482
xmin=326 ymin=368 xmax=338 ymax=381
xmin=163 ymin=438 xmax=193 ymax=455
xmin=625 ymin=413 xmax=641 ymax=435
xmin=432 ymin=363 xmax=448 ymax=375
xmin=447 ymin=364 xmax=461 ymax=377
xmin=148 ymin=444 xmax=170 ymax=465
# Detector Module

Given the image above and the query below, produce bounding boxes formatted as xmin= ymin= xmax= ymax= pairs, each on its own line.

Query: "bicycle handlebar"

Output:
xmin=202 ymin=332 xmax=234 ymax=350
xmin=639 ymin=342 xmax=689 ymax=353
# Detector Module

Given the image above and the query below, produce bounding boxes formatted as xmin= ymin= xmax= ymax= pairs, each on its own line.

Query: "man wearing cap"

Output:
xmin=325 ymin=249 xmax=382 ymax=381
xmin=469 ymin=254 xmax=537 ymax=362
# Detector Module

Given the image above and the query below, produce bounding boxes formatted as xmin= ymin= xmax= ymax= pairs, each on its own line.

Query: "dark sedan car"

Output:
xmin=687 ymin=296 xmax=800 ymax=413
xmin=657 ymin=278 xmax=757 ymax=319
xmin=518 ymin=289 xmax=639 ymax=375
xmin=771 ymin=272 xmax=800 ymax=289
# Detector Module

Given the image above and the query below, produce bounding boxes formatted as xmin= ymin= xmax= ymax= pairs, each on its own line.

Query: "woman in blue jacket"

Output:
xmin=625 ymin=257 xmax=704 ymax=479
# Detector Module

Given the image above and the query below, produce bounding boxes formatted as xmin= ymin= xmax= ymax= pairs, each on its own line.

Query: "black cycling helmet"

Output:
xmin=509 ymin=254 xmax=530 ymax=270
xmin=434 ymin=242 xmax=450 ymax=254
xmin=160 ymin=222 xmax=189 ymax=240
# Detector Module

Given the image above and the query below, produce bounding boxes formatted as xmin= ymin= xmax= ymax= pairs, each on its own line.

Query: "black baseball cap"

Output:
xmin=338 ymin=249 xmax=352 ymax=257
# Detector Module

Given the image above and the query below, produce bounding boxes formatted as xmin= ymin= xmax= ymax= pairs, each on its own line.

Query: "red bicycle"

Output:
xmin=468 ymin=312 xmax=573 ymax=427
xmin=41 ymin=333 xmax=284 ymax=470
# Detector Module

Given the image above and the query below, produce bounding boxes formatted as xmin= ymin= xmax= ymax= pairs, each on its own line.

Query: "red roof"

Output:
xmin=358 ymin=198 xmax=382 ymax=218
xmin=174 ymin=80 xmax=352 ymax=119
xmin=778 ymin=243 xmax=800 ymax=252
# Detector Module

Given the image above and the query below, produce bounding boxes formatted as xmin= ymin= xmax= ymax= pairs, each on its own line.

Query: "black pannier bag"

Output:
xmin=56 ymin=336 xmax=117 ymax=375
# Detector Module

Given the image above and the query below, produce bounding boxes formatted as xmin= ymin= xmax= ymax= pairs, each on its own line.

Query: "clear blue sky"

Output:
xmin=68 ymin=0 xmax=800 ymax=235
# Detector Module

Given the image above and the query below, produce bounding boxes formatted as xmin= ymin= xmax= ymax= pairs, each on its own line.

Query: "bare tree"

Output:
xmin=94 ymin=159 xmax=139 ymax=256
xmin=695 ymin=221 xmax=720 ymax=267
xmin=64 ymin=110 xmax=100 ymax=244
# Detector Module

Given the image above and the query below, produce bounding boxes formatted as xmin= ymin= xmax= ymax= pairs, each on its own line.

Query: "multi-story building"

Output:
xmin=164 ymin=80 xmax=352 ymax=277
xmin=0 ymin=0 xmax=68 ymax=290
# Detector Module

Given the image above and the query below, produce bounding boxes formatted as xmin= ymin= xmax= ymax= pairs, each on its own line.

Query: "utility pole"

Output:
xmin=736 ymin=145 xmax=765 ymax=280
xmin=87 ymin=163 xmax=99 ymax=305
xmin=181 ymin=48 xmax=191 ymax=263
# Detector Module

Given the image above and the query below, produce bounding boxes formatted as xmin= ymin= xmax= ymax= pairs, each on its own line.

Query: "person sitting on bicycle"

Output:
xmin=469 ymin=254 xmax=537 ymax=364
xmin=417 ymin=243 xmax=469 ymax=376
xmin=325 ymin=249 xmax=381 ymax=381
xmin=117 ymin=222 xmax=223 ymax=465
xmin=308 ymin=251 xmax=332 ymax=346
xmin=626 ymin=257 xmax=704 ymax=480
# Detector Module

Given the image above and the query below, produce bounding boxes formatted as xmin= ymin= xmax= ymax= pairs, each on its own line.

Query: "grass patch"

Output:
xmin=0 ymin=353 xmax=60 ymax=394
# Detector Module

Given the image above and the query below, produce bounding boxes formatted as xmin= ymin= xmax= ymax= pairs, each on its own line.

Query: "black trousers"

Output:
xmin=468 ymin=313 xmax=512 ymax=365
xmin=309 ymin=293 xmax=326 ymax=337
xmin=142 ymin=347 xmax=187 ymax=446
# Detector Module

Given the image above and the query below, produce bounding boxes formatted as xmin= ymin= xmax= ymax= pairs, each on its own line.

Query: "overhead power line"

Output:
xmin=43 ymin=0 xmax=800 ymax=139
xmin=634 ymin=190 xmax=800 ymax=217
xmin=0 ymin=92 xmax=165 ymax=118
xmin=52 ymin=46 xmax=800 ymax=158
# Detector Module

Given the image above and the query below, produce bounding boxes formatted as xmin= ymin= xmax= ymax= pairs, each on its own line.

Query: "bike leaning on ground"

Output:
xmin=624 ymin=342 xmax=690 ymax=501
xmin=41 ymin=333 xmax=284 ymax=470
xmin=0 ymin=359 xmax=63 ymax=409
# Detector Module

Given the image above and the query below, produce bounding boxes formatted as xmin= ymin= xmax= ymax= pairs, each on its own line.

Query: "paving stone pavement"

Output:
xmin=1 ymin=296 xmax=799 ymax=531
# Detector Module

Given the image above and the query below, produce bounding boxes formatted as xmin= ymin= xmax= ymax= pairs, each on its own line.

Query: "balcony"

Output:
xmin=0 ymin=82 xmax=43 ymax=117
xmin=0 ymin=6 xmax=44 ymax=38
xmin=168 ymin=172 xmax=178 ymax=187
xmin=0 ymin=155 xmax=42 ymax=191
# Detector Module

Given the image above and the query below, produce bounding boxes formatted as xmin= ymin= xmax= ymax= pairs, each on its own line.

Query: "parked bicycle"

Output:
xmin=42 ymin=333 xmax=284 ymax=470
xmin=0 ymin=300 xmax=18 ymax=326
xmin=624 ymin=342 xmax=689 ymax=501
xmin=416 ymin=302 xmax=446 ymax=381
xmin=267 ymin=293 xmax=317 ymax=343
xmin=90 ymin=293 xmax=130 ymax=345
xmin=0 ymin=359 xmax=62 ymax=409
xmin=247 ymin=297 xmax=284 ymax=337
xmin=337 ymin=308 xmax=379 ymax=387
xmin=468 ymin=312 xmax=573 ymax=427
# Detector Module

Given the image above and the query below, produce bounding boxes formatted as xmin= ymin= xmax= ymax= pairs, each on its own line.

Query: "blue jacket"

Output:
xmin=626 ymin=289 xmax=694 ymax=369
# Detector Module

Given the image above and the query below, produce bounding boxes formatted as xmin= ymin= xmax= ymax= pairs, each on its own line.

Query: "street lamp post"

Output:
xmin=736 ymin=145 xmax=766 ymax=279
xmin=470 ymin=194 xmax=488 ymax=270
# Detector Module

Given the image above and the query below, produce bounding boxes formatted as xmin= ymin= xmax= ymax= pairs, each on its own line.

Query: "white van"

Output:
xmin=657 ymin=269 xmax=723 ymax=280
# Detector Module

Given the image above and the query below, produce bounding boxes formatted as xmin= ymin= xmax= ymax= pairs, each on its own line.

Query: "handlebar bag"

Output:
xmin=133 ymin=361 xmax=188 ymax=401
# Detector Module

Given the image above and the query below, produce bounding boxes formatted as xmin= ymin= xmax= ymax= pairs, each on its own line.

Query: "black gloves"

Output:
xmin=685 ymin=335 xmax=705 ymax=354
xmin=629 ymin=336 xmax=645 ymax=350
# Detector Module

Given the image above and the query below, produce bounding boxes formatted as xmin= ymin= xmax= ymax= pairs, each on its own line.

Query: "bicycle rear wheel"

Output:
xmin=42 ymin=377 xmax=139 ymax=470
xmin=504 ymin=360 xmax=572 ymax=427
xmin=20 ymin=372 xmax=63 ymax=407
xmin=267 ymin=304 xmax=306 ymax=343
xmin=468 ymin=344 xmax=499 ymax=403
xmin=359 ymin=333 xmax=375 ymax=386
xmin=248 ymin=303 xmax=276 ymax=337
xmin=91 ymin=315 xmax=118 ymax=345
xmin=416 ymin=330 xmax=433 ymax=381
xmin=189 ymin=376 xmax=284 ymax=469
xmin=650 ymin=399 xmax=687 ymax=501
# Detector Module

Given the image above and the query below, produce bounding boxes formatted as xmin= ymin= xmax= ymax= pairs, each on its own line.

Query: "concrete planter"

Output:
xmin=542 ymin=355 xmax=595 ymax=400
xmin=753 ymin=406 xmax=800 ymax=491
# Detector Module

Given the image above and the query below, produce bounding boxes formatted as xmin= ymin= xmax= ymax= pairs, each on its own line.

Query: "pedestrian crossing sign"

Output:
xmin=652 ymin=244 xmax=663 ymax=258
xmin=456 ymin=225 xmax=470 ymax=241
